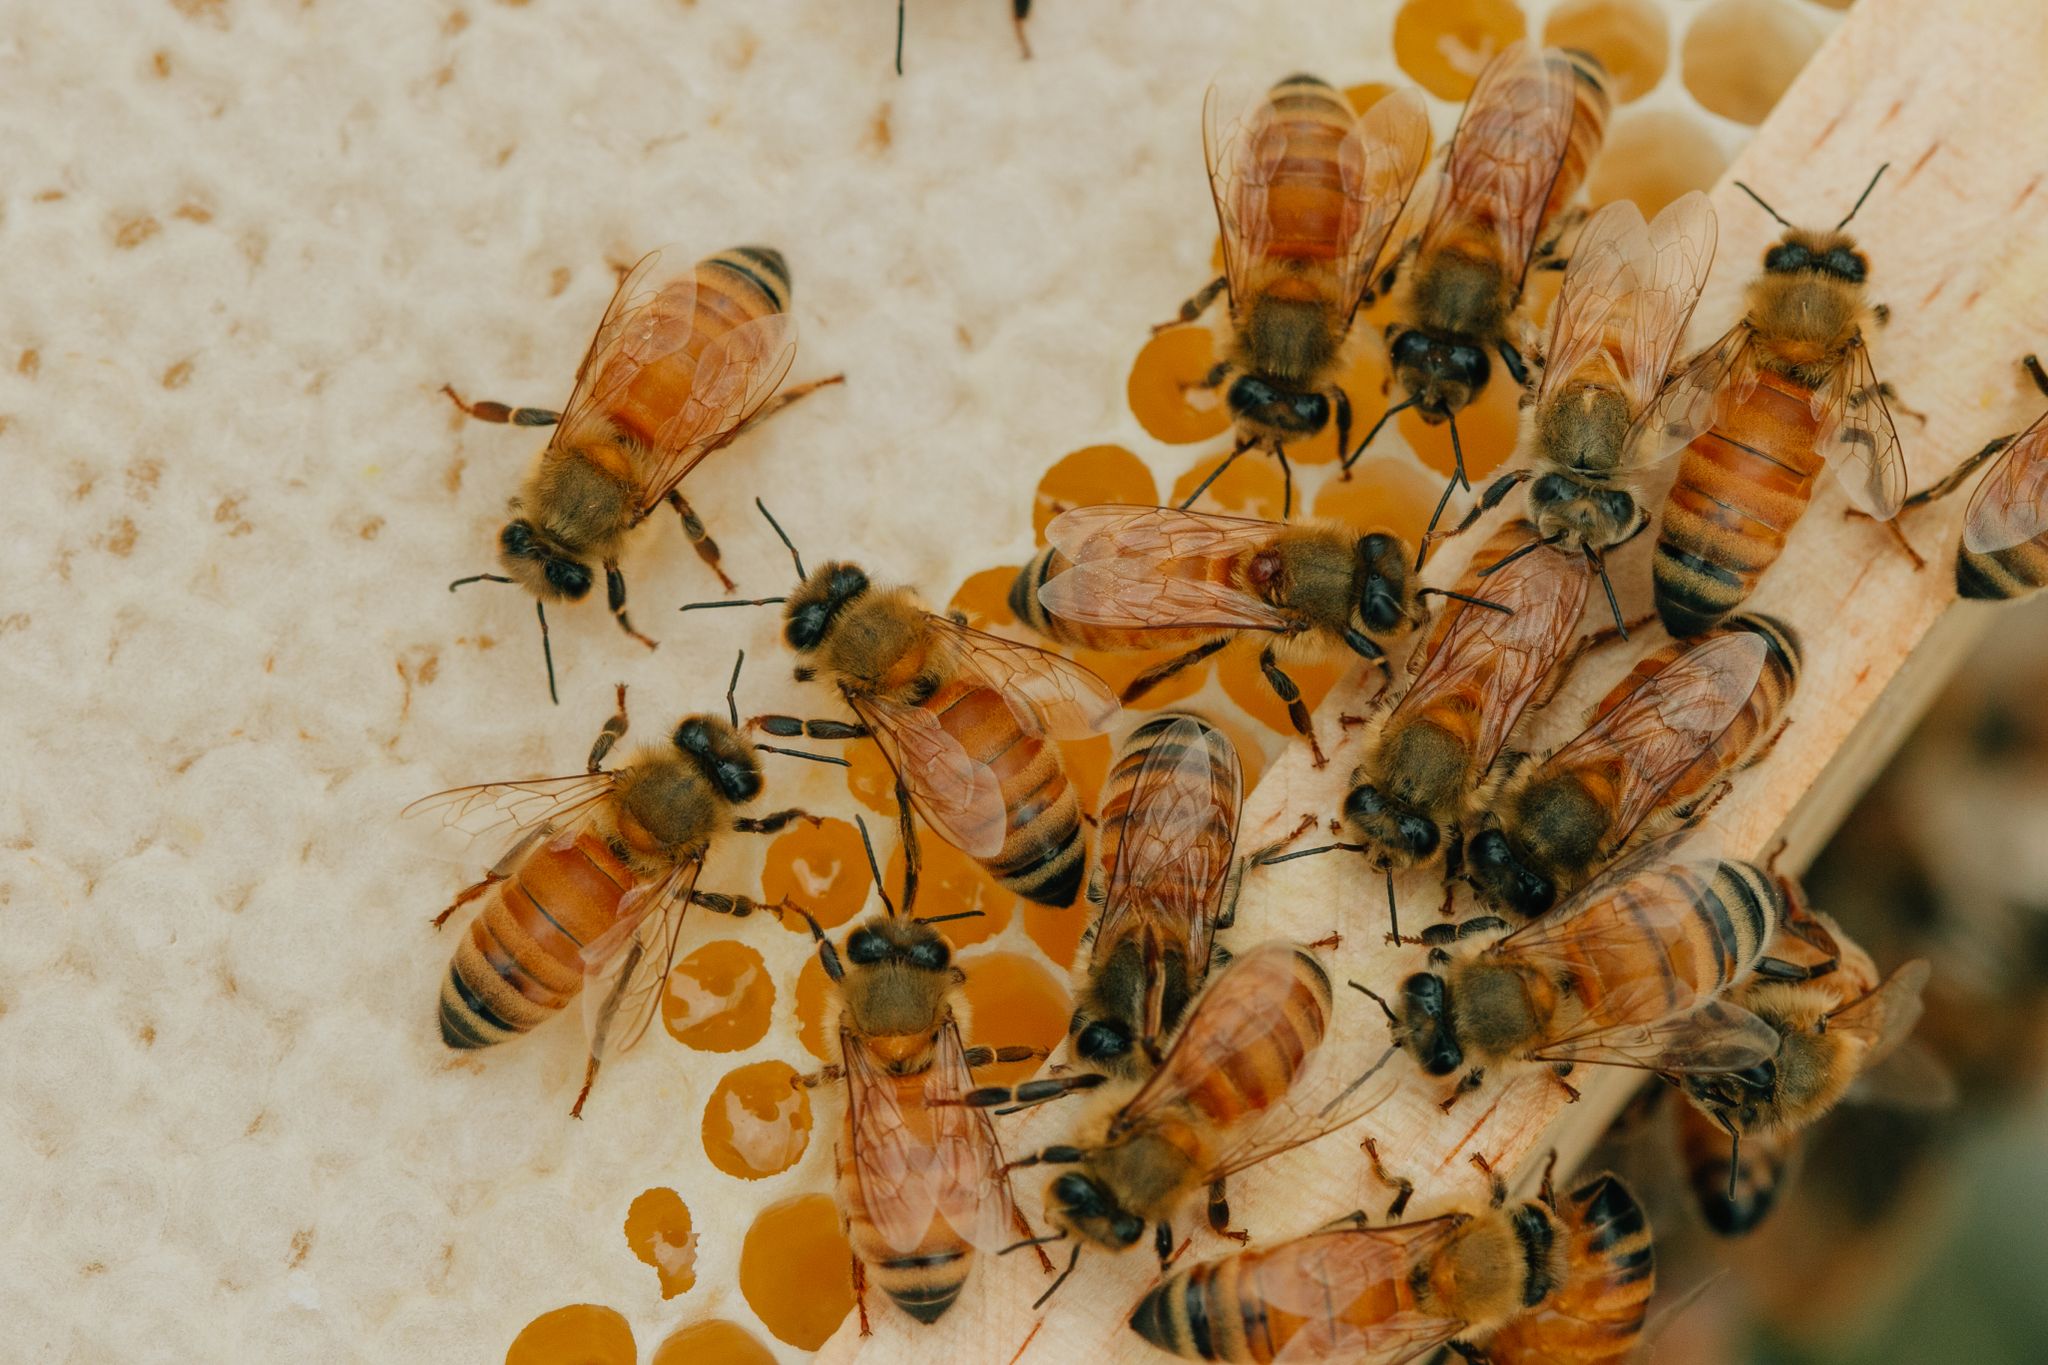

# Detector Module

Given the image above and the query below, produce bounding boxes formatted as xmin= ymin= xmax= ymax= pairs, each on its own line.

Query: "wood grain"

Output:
xmin=821 ymin=0 xmax=2048 ymax=1356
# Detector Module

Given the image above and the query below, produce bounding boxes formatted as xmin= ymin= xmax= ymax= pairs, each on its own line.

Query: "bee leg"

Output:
xmin=1902 ymin=433 xmax=2013 ymax=511
xmin=1005 ymin=1203 xmax=1059 ymax=1274
xmin=748 ymin=715 xmax=872 ymax=741
xmin=1207 ymin=1182 xmax=1250 ymax=1243
xmin=1158 ymin=275 xmax=1228 ymax=333
xmin=1423 ymin=469 xmax=1527 ymax=565
xmin=586 ymin=682 xmax=631 ymax=771
xmin=1011 ymin=0 xmax=1032 ymax=59
xmin=961 ymin=1044 xmax=1052 ymax=1069
xmin=1260 ymin=645 xmax=1325 ymax=768
xmin=742 ymin=372 xmax=848 ymax=428
xmin=1494 ymin=342 xmax=1530 ymax=387
xmin=432 ymin=873 xmax=502 ymax=929
xmin=1155 ymin=1220 xmax=1175 ymax=1269
xmin=1547 ymin=1066 xmax=1582 ymax=1104
xmin=851 ymin=1252 xmax=872 ymax=1337
xmin=732 ymin=807 xmax=824 ymax=835
xmin=602 ymin=561 xmax=658 ymax=650
xmin=1120 ymin=637 xmax=1229 ymax=705
xmin=791 ymin=1064 xmax=847 ymax=1090
xmin=1871 ymin=301 xmax=1890 ymax=327
xmin=1362 ymin=1136 xmax=1415 ymax=1220
xmin=962 ymin=1074 xmax=1107 ymax=1112
xmin=684 ymin=888 xmax=796 ymax=922
xmin=1331 ymin=387 xmax=1353 ymax=467
xmin=1447 ymin=1341 xmax=1495 ymax=1364
xmin=663 ymin=491 xmax=737 ymax=593
xmin=438 ymin=384 xmax=559 ymax=427
xmin=570 ymin=1054 xmax=602 ymax=1119
xmin=1437 ymin=1068 xmax=1483 ymax=1113
xmin=1469 ymin=1151 xmax=1508 ymax=1206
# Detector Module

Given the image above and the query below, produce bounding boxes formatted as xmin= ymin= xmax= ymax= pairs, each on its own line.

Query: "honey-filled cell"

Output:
xmin=883 ymin=835 xmax=1015 ymax=950
xmin=1128 ymin=327 xmax=1233 ymax=446
xmin=702 ymin=1059 xmax=812 ymax=1180
xmin=1215 ymin=646 xmax=1342 ymax=740
xmin=662 ymin=939 xmax=773 ymax=1053
xmin=1169 ymin=446 xmax=1290 ymax=520
xmin=1067 ymin=640 xmax=1211 ymax=714
xmin=505 ymin=1304 xmax=635 ymax=1365
xmin=650 ymin=1319 xmax=777 ymax=1365
xmin=1394 ymin=371 xmax=1519 ymax=491
xmin=949 ymin=565 xmax=1021 ymax=630
xmin=1587 ymin=110 xmax=1729 ymax=218
xmin=1343 ymin=81 xmax=1396 ymax=116
xmin=1058 ymin=733 xmax=1113 ymax=816
xmin=842 ymin=742 xmax=898 ymax=817
xmin=959 ymin=950 xmax=1071 ymax=1078
xmin=794 ymin=953 xmax=833 ymax=1062
xmin=761 ymin=817 xmax=873 ymax=934
xmin=623 ymin=1187 xmax=698 ymax=1299
xmin=1393 ymin=0 xmax=1526 ymax=101
xmin=739 ymin=1194 xmax=855 ymax=1351
xmin=1314 ymin=456 xmax=1444 ymax=551
xmin=1681 ymin=0 xmax=1820 ymax=126
xmin=1543 ymin=0 xmax=1670 ymax=103
xmin=1033 ymin=445 xmax=1158 ymax=542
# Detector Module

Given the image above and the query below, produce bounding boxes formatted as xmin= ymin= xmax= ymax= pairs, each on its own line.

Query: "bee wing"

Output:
xmin=1535 ymin=632 xmax=1768 ymax=840
xmin=1237 ymin=1221 xmax=1467 ymax=1364
xmin=925 ymin=1021 xmax=1028 ymax=1254
xmin=1203 ymin=82 xmax=1285 ymax=310
xmin=1634 ymin=321 xmax=1756 ymax=470
xmin=631 ymin=310 xmax=798 ymax=513
xmin=1419 ymin=40 xmax=1577 ymax=287
xmin=555 ymin=249 xmax=675 ymax=438
xmin=843 ymin=1031 xmax=947 ymax=1255
xmin=850 ymin=694 xmax=1009 ymax=859
xmin=578 ymin=856 xmax=702 ymax=1062
xmin=1828 ymin=958 xmax=1932 ymax=1067
xmin=1530 ymin=997 xmax=1783 ymax=1075
xmin=1335 ymin=88 xmax=1434 ymax=319
xmin=1616 ymin=192 xmax=1718 ymax=421
xmin=1039 ymin=505 xmax=1295 ymax=633
xmin=927 ymin=614 xmax=1121 ymax=739
xmin=1536 ymin=199 xmax=1645 ymax=409
xmin=1962 ymin=413 xmax=2048 ymax=553
xmin=1205 ymin=1042 xmax=1402 ymax=1183
xmin=1845 ymin=1035 xmax=1958 ymax=1112
xmin=400 ymin=772 xmax=617 ymax=863
xmin=1812 ymin=340 xmax=1907 ymax=518
xmin=1094 ymin=717 xmax=1244 ymax=980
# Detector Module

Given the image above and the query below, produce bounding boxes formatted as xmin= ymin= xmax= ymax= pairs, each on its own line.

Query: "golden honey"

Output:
xmin=662 ymin=940 xmax=773 ymax=1053
xmin=1128 ymin=328 xmax=1233 ymax=446
xmin=1032 ymin=444 xmax=1158 ymax=540
xmin=1588 ymin=109 xmax=1730 ymax=216
xmin=1216 ymin=648 xmax=1342 ymax=738
xmin=1314 ymin=455 xmax=1443 ymax=549
xmin=1681 ymin=0 xmax=1820 ymax=125
xmin=959 ymin=950 xmax=1073 ymax=1078
xmin=1168 ymin=446 xmax=1289 ymax=520
xmin=1393 ymin=0 xmax=1527 ymax=100
xmin=760 ymin=818 xmax=873 ymax=934
xmin=1395 ymin=370 xmax=1519 ymax=488
xmin=738 ymin=1194 xmax=855 ymax=1350
xmin=883 ymin=835 xmax=1016 ymax=949
xmin=623 ymin=1187 xmax=698 ymax=1298
xmin=650 ymin=1320 xmax=777 ymax=1365
xmin=1544 ymin=0 xmax=1670 ymax=102
xmin=505 ymin=1305 xmax=634 ymax=1365
xmin=702 ymin=1060 xmax=813 ymax=1180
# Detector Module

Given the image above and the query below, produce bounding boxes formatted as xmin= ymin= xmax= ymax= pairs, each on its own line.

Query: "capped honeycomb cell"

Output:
xmin=1588 ymin=109 xmax=1731 ymax=216
xmin=623 ymin=1187 xmax=698 ymax=1299
xmin=663 ymin=940 xmax=774 ymax=1053
xmin=738 ymin=1194 xmax=854 ymax=1350
xmin=702 ymin=1059 xmax=812 ymax=1180
xmin=1543 ymin=0 xmax=1670 ymax=102
xmin=1393 ymin=0 xmax=1527 ymax=101
xmin=505 ymin=1305 xmax=634 ymax=1365
xmin=651 ymin=1320 xmax=777 ymax=1365
xmin=1682 ymin=0 xmax=1822 ymax=125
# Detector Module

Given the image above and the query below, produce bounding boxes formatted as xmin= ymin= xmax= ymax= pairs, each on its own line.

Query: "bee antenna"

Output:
xmin=1345 ymin=396 xmax=1416 ymax=471
xmin=448 ymin=572 xmax=515 ymax=591
xmin=1726 ymin=1128 xmax=1741 ymax=1204
xmin=894 ymin=0 xmax=905 ymax=76
xmin=727 ymin=650 xmax=745 ymax=726
xmin=756 ymin=498 xmax=806 ymax=580
xmin=1319 ymin=1040 xmax=1400 ymax=1118
xmin=1033 ymin=1243 xmax=1082 ymax=1310
xmin=535 ymin=600 xmax=558 ymax=705
xmin=1385 ymin=865 xmax=1400 ymax=944
xmin=913 ymin=910 xmax=985 ymax=926
xmin=1731 ymin=180 xmax=1795 ymax=230
xmin=998 ymin=1231 xmax=1067 ymax=1255
xmin=851 ymin=813 xmax=898 ymax=921
xmin=2024 ymin=354 xmax=2048 ymax=400
xmin=1586 ymin=547 xmax=1628 ymax=639
xmin=1178 ymin=435 xmax=1257 ymax=511
xmin=1419 ymin=587 xmax=1514 ymax=615
xmin=1348 ymin=979 xmax=1400 ymax=1027
xmin=1835 ymin=163 xmax=1888 ymax=231
xmin=753 ymin=745 xmax=851 ymax=767
xmin=679 ymin=596 xmax=787 ymax=612
xmin=1476 ymin=530 xmax=1565 ymax=578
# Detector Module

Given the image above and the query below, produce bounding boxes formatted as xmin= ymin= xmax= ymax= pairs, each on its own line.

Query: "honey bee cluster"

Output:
xmin=400 ymin=18 xmax=2048 ymax=1365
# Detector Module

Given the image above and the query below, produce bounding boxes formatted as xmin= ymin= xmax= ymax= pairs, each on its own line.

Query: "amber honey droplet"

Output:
xmin=1396 ymin=372 xmax=1519 ymax=490
xmin=762 ymin=818 xmax=873 ymax=934
xmin=884 ymin=836 xmax=1015 ymax=949
xmin=1216 ymin=650 xmax=1343 ymax=739
xmin=505 ymin=1304 xmax=634 ymax=1365
xmin=960 ymin=950 xmax=1071 ymax=1078
xmin=623 ymin=1188 xmax=698 ymax=1299
xmin=1394 ymin=0 xmax=1527 ymax=100
xmin=702 ymin=1060 xmax=812 ymax=1180
xmin=1543 ymin=0 xmax=1669 ymax=103
xmin=650 ymin=1320 xmax=777 ymax=1365
xmin=1058 ymin=734 xmax=1112 ymax=816
xmin=663 ymin=940 xmax=773 ymax=1053
xmin=1681 ymin=0 xmax=1819 ymax=125
xmin=1315 ymin=456 xmax=1444 ymax=551
xmin=1170 ymin=446 xmax=1290 ymax=520
xmin=1129 ymin=327 xmax=1233 ymax=445
xmin=794 ymin=953 xmax=833 ymax=1061
xmin=842 ymin=742 xmax=897 ymax=817
xmin=1033 ymin=445 xmax=1158 ymax=542
xmin=950 ymin=565 xmax=1022 ymax=629
xmin=739 ymin=1194 xmax=855 ymax=1350
xmin=1588 ymin=110 xmax=1729 ymax=217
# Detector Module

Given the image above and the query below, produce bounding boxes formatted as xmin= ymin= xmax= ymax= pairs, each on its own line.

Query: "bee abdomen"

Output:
xmin=931 ymin=680 xmax=1086 ymax=908
xmin=1957 ymin=542 xmax=2048 ymax=601
xmin=1541 ymin=49 xmax=1613 ymax=236
xmin=1129 ymin=1256 xmax=1261 ymax=1362
xmin=1703 ymin=861 xmax=1783 ymax=977
xmin=872 ymin=1249 xmax=970 ymax=1324
xmin=707 ymin=245 xmax=791 ymax=312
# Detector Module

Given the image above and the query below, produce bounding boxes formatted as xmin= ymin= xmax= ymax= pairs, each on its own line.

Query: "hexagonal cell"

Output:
xmin=650 ymin=1320 xmax=777 ymax=1365
xmin=1588 ymin=109 xmax=1731 ymax=217
xmin=883 ymin=832 xmax=1016 ymax=949
xmin=702 ymin=1059 xmax=812 ymax=1180
xmin=623 ymin=1187 xmax=698 ymax=1299
xmin=663 ymin=940 xmax=774 ymax=1053
xmin=1543 ymin=0 xmax=1670 ymax=102
xmin=505 ymin=1305 xmax=634 ymax=1365
xmin=1393 ymin=0 xmax=1527 ymax=100
xmin=738 ymin=1194 xmax=854 ymax=1350
xmin=1170 ymin=446 xmax=1291 ymax=519
xmin=1682 ymin=0 xmax=1822 ymax=125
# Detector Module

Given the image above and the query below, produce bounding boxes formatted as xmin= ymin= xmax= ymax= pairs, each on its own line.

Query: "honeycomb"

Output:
xmin=499 ymin=0 xmax=1848 ymax=1357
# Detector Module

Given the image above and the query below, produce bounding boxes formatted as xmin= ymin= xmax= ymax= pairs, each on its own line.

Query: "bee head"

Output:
xmin=1351 ymin=532 xmax=1416 ymax=634
xmin=1073 ymin=1018 xmax=1136 ymax=1068
xmin=1684 ymin=1053 xmax=1780 ymax=1135
xmin=1227 ymin=374 xmax=1331 ymax=439
xmin=837 ymin=917 xmax=958 ymax=1044
xmin=1387 ymin=327 xmax=1490 ymax=421
xmin=783 ymin=561 xmax=871 ymax=653
xmin=1763 ymin=230 xmax=1867 ymax=284
xmin=1465 ymin=825 xmax=1558 ymax=919
xmin=498 ymin=519 xmax=593 ymax=601
xmin=670 ymin=715 xmax=764 ymax=804
xmin=1048 ymin=1171 xmax=1146 ymax=1250
xmin=1528 ymin=472 xmax=1641 ymax=552
xmin=1343 ymin=782 xmax=1441 ymax=865
xmin=1397 ymin=970 xmax=1463 ymax=1075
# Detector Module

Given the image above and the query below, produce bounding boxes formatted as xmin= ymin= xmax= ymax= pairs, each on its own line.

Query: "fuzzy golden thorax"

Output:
xmin=1043 ymin=1080 xmax=1206 ymax=1251
xmin=1388 ymin=250 xmax=1513 ymax=420
xmin=1745 ymin=228 xmax=1874 ymax=384
xmin=1256 ymin=525 xmax=1426 ymax=647
xmin=1397 ymin=955 xmax=1555 ymax=1077
xmin=783 ymin=562 xmax=935 ymax=700
xmin=1417 ymin=1202 xmax=1569 ymax=1333
xmin=494 ymin=445 xmax=638 ymax=600
xmin=1464 ymin=766 xmax=1612 ymax=920
xmin=605 ymin=715 xmax=762 ymax=872
xmin=829 ymin=915 xmax=964 ymax=1075
xmin=1687 ymin=981 xmax=1860 ymax=1135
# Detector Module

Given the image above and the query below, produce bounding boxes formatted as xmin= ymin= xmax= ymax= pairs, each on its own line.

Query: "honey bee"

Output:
xmin=1677 ymin=876 xmax=1933 ymax=1233
xmin=893 ymin=0 xmax=1034 ymax=76
xmin=1366 ymin=45 xmax=1611 ymax=522
xmin=1129 ymin=1161 xmax=1653 ymax=1365
xmin=785 ymin=816 xmax=1050 ymax=1329
xmin=1464 ymin=617 xmax=1799 ymax=919
xmin=968 ymin=941 xmax=1398 ymax=1299
xmin=1068 ymin=714 xmax=1245 ymax=1077
xmin=406 ymin=662 xmax=836 ymax=1116
xmin=1673 ymin=1099 xmax=1802 ymax=1237
xmin=1360 ymin=838 xmax=1785 ymax=1110
xmin=1020 ymin=505 xmax=1504 ymax=769
xmin=714 ymin=506 xmax=1120 ymax=909
xmin=444 ymin=247 xmax=842 ymax=701
xmin=1899 ymin=354 xmax=2048 ymax=600
xmin=1430 ymin=193 xmax=1718 ymax=601
xmin=1166 ymin=76 xmax=1429 ymax=514
xmin=1651 ymin=167 xmax=1911 ymax=637
xmin=1340 ymin=518 xmax=1591 ymax=917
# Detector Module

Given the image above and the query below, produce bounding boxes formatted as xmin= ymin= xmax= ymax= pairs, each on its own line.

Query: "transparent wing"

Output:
xmin=844 ymin=1031 xmax=945 ymax=1255
xmin=578 ymin=857 xmax=702 ymax=1062
xmin=1814 ymin=340 xmax=1907 ymax=518
xmin=851 ymin=694 xmax=1009 ymax=859
xmin=632 ymin=310 xmax=797 ymax=512
xmin=1538 ymin=632 xmax=1768 ymax=840
xmin=1828 ymin=959 xmax=1931 ymax=1067
xmin=1846 ymin=1036 xmax=1958 ymax=1112
xmin=401 ymin=772 xmax=617 ymax=863
xmin=1238 ymin=1220 xmax=1467 ymax=1365
xmin=1615 ymin=191 xmax=1718 ymax=422
xmin=1116 ymin=941 xmax=1318 ymax=1132
xmin=928 ymin=615 xmax=1121 ymax=738
xmin=1963 ymin=413 xmax=2048 ymax=553
xmin=1203 ymin=82 xmax=1274 ymax=309
xmin=556 ymin=249 xmax=674 ymax=437
xmin=1039 ymin=504 xmax=1294 ymax=632
xmin=1206 ymin=1037 xmax=1403 ymax=1182
xmin=925 ymin=1021 xmax=1026 ymax=1254
xmin=1419 ymin=40 xmax=1577 ymax=285
xmin=1538 ymin=199 xmax=1644 ymax=409
xmin=1531 ymin=997 xmax=1782 ymax=1074
xmin=1334 ymin=88 xmax=1434 ymax=318
xmin=1635 ymin=322 xmax=1756 ymax=470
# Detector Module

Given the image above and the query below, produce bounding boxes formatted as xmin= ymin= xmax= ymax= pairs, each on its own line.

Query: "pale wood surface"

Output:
xmin=821 ymin=0 xmax=2048 ymax=1357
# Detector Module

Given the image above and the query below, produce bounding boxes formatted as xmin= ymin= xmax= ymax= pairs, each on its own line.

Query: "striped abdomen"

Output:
xmin=1488 ymin=1173 xmax=1654 ymax=1361
xmin=1011 ymin=546 xmax=1229 ymax=654
xmin=1654 ymin=369 xmax=1826 ymax=636
xmin=1537 ymin=49 xmax=1612 ymax=241
xmin=1169 ymin=945 xmax=1331 ymax=1132
xmin=601 ymin=245 xmax=792 ymax=447
xmin=924 ymin=675 xmax=1086 ymax=907
xmin=1677 ymin=1101 xmax=1798 ymax=1237
xmin=837 ymin=1075 xmax=973 ymax=1323
xmin=1242 ymin=75 xmax=1356 ymax=269
xmin=1567 ymin=861 xmax=1780 ymax=1027
xmin=440 ymin=832 xmax=636 ymax=1049
xmin=1092 ymin=713 xmax=1242 ymax=915
xmin=1958 ymin=537 xmax=2048 ymax=600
